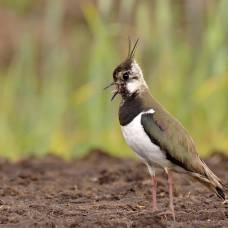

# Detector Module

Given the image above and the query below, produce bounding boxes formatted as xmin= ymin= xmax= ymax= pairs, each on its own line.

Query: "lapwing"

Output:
xmin=105 ymin=40 xmax=226 ymax=219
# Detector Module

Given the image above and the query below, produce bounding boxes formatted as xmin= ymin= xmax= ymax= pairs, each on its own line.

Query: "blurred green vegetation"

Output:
xmin=0 ymin=0 xmax=228 ymax=159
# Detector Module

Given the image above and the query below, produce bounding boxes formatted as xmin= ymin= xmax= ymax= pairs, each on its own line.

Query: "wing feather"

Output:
xmin=141 ymin=112 xmax=204 ymax=174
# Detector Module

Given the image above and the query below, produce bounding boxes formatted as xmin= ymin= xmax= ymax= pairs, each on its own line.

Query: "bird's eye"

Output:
xmin=123 ymin=72 xmax=129 ymax=81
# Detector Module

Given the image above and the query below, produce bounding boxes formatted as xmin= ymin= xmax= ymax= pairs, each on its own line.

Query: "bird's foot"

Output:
xmin=152 ymin=199 xmax=158 ymax=212
xmin=158 ymin=209 xmax=175 ymax=221
xmin=152 ymin=206 xmax=158 ymax=212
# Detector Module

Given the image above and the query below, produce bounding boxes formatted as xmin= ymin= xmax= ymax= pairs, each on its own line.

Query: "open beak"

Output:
xmin=111 ymin=90 xmax=118 ymax=101
xmin=104 ymin=82 xmax=115 ymax=90
xmin=104 ymin=81 xmax=118 ymax=101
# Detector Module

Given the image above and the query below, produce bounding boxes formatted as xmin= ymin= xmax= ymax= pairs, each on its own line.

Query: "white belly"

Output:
xmin=121 ymin=109 xmax=166 ymax=167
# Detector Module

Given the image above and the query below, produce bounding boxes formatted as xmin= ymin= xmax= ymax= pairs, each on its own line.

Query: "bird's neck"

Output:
xmin=119 ymin=87 xmax=154 ymax=126
xmin=119 ymin=85 xmax=168 ymax=126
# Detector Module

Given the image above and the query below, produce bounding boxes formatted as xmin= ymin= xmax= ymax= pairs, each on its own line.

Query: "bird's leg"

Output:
xmin=159 ymin=168 xmax=175 ymax=220
xmin=166 ymin=169 xmax=175 ymax=220
xmin=151 ymin=175 xmax=158 ymax=211
xmin=147 ymin=165 xmax=158 ymax=211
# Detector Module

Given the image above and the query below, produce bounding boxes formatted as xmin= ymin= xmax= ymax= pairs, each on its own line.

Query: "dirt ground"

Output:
xmin=0 ymin=150 xmax=227 ymax=227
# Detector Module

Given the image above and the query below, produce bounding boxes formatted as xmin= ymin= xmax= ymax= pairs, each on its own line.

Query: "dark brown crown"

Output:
xmin=112 ymin=39 xmax=139 ymax=81
xmin=113 ymin=59 xmax=133 ymax=81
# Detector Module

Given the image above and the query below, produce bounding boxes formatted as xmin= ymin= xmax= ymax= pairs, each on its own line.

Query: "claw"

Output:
xmin=158 ymin=210 xmax=175 ymax=221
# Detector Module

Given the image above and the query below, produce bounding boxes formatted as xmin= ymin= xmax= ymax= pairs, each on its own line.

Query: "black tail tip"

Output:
xmin=216 ymin=187 xmax=225 ymax=200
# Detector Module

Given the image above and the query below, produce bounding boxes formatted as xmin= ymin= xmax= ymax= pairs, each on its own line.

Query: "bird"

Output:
xmin=105 ymin=39 xmax=226 ymax=219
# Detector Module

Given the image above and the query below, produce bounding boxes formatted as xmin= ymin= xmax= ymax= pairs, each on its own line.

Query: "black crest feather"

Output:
xmin=127 ymin=38 xmax=139 ymax=59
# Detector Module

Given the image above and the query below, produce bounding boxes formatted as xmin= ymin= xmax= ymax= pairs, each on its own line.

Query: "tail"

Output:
xmin=191 ymin=160 xmax=226 ymax=200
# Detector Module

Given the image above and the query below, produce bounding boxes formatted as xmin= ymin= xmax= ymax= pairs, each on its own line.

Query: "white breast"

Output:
xmin=121 ymin=109 xmax=166 ymax=167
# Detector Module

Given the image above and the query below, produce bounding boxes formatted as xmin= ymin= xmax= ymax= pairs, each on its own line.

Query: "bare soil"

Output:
xmin=0 ymin=150 xmax=227 ymax=227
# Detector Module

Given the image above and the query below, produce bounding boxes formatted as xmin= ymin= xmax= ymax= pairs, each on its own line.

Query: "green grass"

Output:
xmin=0 ymin=0 xmax=228 ymax=159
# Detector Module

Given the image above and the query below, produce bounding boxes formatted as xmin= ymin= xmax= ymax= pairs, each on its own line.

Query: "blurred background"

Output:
xmin=0 ymin=0 xmax=227 ymax=160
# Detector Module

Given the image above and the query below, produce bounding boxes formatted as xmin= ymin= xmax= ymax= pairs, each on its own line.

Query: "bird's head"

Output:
xmin=105 ymin=39 xmax=147 ymax=101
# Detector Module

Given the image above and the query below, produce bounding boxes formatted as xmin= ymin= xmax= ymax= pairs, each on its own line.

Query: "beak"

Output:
xmin=104 ymin=82 xmax=115 ymax=90
xmin=104 ymin=81 xmax=119 ymax=101
xmin=111 ymin=90 xmax=118 ymax=101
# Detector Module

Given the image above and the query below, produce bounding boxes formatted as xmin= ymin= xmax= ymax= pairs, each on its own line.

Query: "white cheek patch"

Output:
xmin=126 ymin=61 xmax=145 ymax=93
xmin=126 ymin=80 xmax=140 ymax=93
